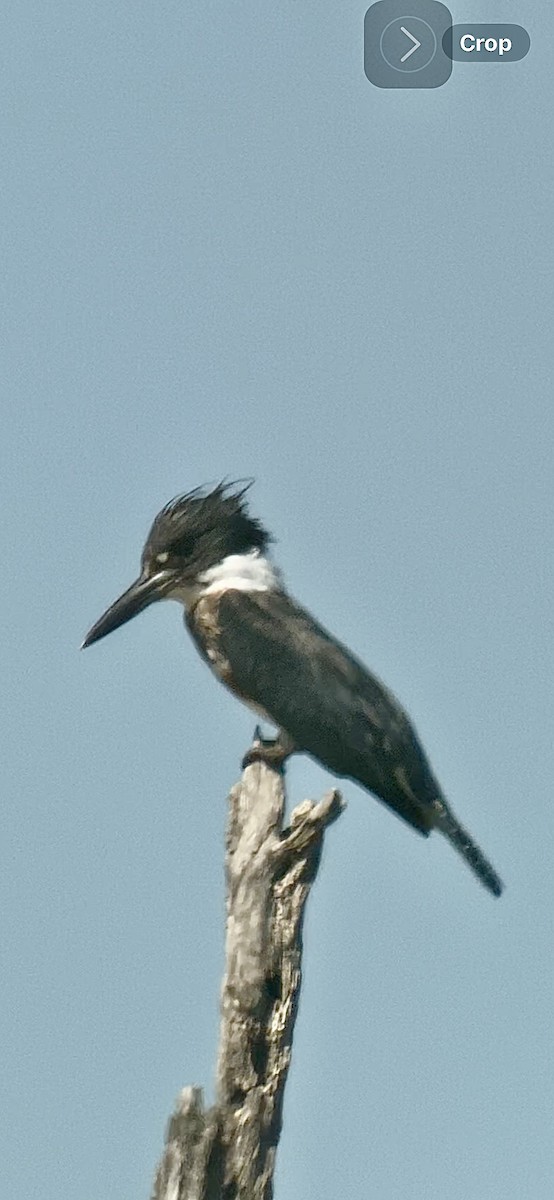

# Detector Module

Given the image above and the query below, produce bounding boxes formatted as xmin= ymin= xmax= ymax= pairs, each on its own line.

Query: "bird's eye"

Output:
xmin=156 ymin=552 xmax=169 ymax=564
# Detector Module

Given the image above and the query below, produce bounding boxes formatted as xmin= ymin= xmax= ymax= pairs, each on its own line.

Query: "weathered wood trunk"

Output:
xmin=151 ymin=756 xmax=344 ymax=1200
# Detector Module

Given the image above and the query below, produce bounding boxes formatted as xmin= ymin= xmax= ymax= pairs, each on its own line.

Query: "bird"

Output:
xmin=82 ymin=481 xmax=503 ymax=897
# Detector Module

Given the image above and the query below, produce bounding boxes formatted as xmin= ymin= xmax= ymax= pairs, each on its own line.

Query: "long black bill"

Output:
xmin=81 ymin=570 xmax=177 ymax=649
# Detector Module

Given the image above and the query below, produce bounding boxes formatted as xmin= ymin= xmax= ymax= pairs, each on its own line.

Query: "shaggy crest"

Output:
xmin=142 ymin=480 xmax=272 ymax=568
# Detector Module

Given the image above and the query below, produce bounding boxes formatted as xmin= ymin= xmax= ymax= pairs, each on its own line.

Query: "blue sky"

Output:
xmin=1 ymin=4 xmax=552 ymax=1198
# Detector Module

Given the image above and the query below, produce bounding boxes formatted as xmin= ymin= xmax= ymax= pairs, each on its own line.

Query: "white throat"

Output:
xmin=199 ymin=550 xmax=280 ymax=596
xmin=165 ymin=550 xmax=281 ymax=610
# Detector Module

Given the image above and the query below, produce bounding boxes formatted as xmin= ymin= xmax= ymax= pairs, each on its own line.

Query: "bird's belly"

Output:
xmin=225 ymin=677 xmax=274 ymax=726
xmin=204 ymin=649 xmax=275 ymax=725
xmin=186 ymin=602 xmax=276 ymax=728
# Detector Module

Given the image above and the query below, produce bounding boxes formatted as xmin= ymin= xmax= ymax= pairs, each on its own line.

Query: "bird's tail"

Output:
xmin=432 ymin=799 xmax=503 ymax=897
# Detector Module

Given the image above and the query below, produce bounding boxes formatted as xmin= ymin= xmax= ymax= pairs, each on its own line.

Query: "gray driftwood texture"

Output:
xmin=151 ymin=756 xmax=345 ymax=1200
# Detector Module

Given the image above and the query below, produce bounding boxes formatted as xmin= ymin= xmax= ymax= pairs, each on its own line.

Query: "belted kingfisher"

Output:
xmin=82 ymin=481 xmax=503 ymax=897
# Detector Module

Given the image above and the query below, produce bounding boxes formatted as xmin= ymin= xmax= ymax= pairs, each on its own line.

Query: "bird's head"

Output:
xmin=81 ymin=480 xmax=272 ymax=648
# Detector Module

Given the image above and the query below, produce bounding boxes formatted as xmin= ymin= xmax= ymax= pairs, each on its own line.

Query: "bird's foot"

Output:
xmin=241 ymin=726 xmax=294 ymax=772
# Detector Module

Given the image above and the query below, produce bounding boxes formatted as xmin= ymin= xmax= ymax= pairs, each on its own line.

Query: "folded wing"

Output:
xmin=214 ymin=589 xmax=443 ymax=835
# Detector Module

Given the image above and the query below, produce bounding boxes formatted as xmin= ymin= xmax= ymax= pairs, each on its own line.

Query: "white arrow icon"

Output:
xmin=400 ymin=26 xmax=421 ymax=62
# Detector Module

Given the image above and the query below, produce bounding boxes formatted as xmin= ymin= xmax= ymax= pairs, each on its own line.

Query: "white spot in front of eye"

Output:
xmin=156 ymin=551 xmax=169 ymax=563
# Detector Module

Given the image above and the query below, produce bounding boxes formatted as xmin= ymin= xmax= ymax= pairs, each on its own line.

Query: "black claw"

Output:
xmin=241 ymin=733 xmax=289 ymax=772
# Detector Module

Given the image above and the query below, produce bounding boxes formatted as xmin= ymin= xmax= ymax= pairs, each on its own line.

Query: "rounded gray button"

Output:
xmin=364 ymin=1 xmax=453 ymax=90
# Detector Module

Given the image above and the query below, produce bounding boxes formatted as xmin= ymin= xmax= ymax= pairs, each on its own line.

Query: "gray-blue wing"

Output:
xmin=214 ymin=589 xmax=443 ymax=835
